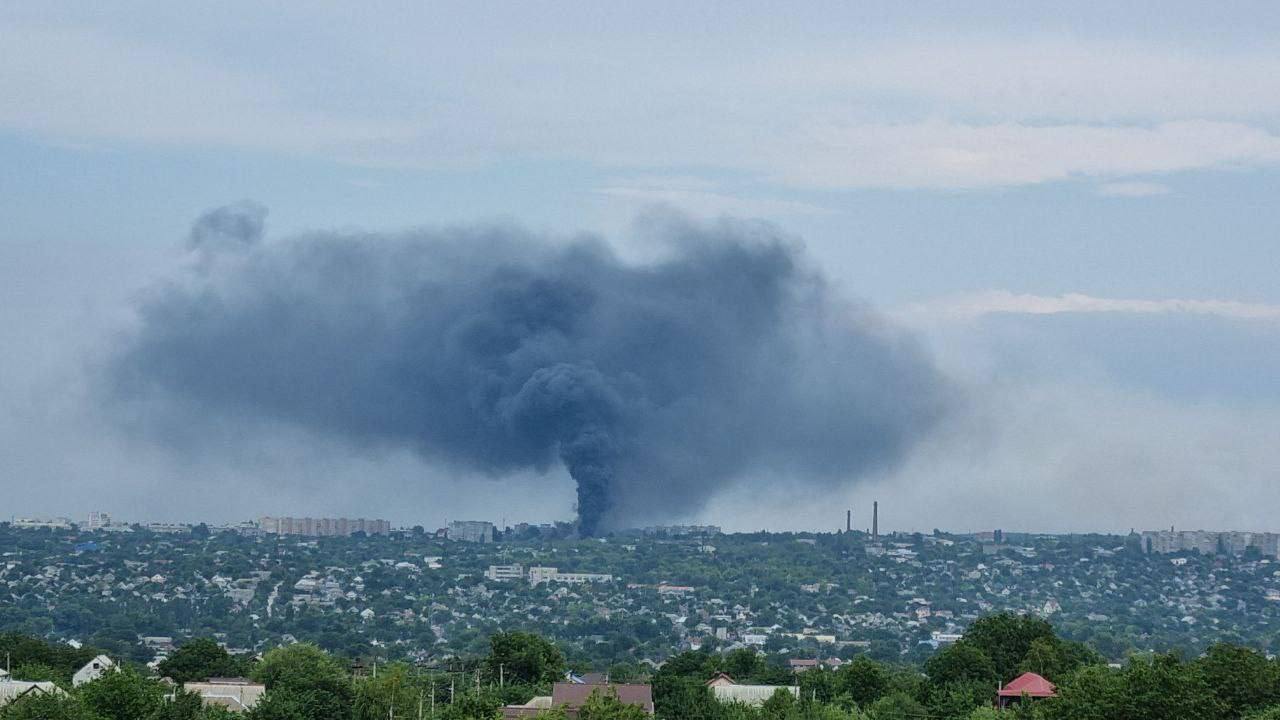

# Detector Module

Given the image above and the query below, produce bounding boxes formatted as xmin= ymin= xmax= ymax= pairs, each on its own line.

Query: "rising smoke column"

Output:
xmin=108 ymin=204 xmax=954 ymax=534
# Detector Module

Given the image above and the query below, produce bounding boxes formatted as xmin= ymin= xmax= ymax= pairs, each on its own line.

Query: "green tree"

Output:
xmin=353 ymin=664 xmax=421 ymax=720
xmin=0 ymin=692 xmax=101 ymax=720
xmin=10 ymin=662 xmax=62 ymax=684
xmin=866 ymin=692 xmax=927 ymax=720
xmin=483 ymin=632 xmax=566 ymax=687
xmin=78 ymin=665 xmax=166 ymax=720
xmin=927 ymin=682 xmax=992 ymax=720
xmin=722 ymin=648 xmax=762 ymax=681
xmin=158 ymin=638 xmax=245 ymax=683
xmin=249 ymin=644 xmax=352 ymax=720
xmin=438 ymin=690 xmax=502 ymax=720
xmin=834 ymin=657 xmax=891 ymax=708
xmin=961 ymin=614 xmax=1056 ymax=682
xmin=1196 ymin=643 xmax=1280 ymax=718
xmin=926 ymin=644 xmax=997 ymax=687
xmin=578 ymin=687 xmax=651 ymax=720
xmin=761 ymin=687 xmax=798 ymax=719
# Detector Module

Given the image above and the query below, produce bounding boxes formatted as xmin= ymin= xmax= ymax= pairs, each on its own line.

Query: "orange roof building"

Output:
xmin=997 ymin=672 xmax=1056 ymax=707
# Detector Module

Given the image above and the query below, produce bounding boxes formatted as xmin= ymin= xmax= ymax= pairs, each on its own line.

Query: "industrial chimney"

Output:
xmin=846 ymin=510 xmax=852 ymax=533
xmin=872 ymin=501 xmax=879 ymax=540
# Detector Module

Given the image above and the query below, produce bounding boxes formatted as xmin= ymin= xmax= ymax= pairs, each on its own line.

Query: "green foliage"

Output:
xmin=437 ymin=690 xmax=502 ymax=720
xmin=78 ymin=665 xmax=165 ymax=720
xmin=0 ymin=633 xmax=101 ymax=685
xmin=158 ymin=638 xmax=248 ymax=683
xmin=484 ymin=631 xmax=567 ymax=687
xmin=578 ymin=687 xmax=651 ymax=720
xmin=960 ymin=613 xmax=1056 ymax=682
xmin=925 ymin=644 xmax=997 ymax=686
xmin=10 ymin=662 xmax=62 ymax=684
xmin=1042 ymin=653 xmax=1226 ymax=720
xmin=1196 ymin=643 xmax=1280 ymax=718
xmin=761 ymin=687 xmax=798 ymax=719
xmin=928 ymin=682 xmax=994 ymax=720
xmin=865 ymin=691 xmax=927 ymax=720
xmin=352 ymin=664 xmax=422 ymax=720
xmin=834 ymin=656 xmax=891 ymax=707
xmin=250 ymin=644 xmax=353 ymax=720
xmin=0 ymin=692 xmax=101 ymax=720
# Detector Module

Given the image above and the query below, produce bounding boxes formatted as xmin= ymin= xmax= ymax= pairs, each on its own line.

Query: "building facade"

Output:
xmin=448 ymin=520 xmax=495 ymax=543
xmin=258 ymin=516 xmax=391 ymax=537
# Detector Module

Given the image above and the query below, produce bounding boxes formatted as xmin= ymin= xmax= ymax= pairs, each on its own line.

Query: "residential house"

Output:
xmin=73 ymin=655 xmax=115 ymax=687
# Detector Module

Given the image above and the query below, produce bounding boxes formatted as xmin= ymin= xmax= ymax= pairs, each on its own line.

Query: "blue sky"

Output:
xmin=2 ymin=2 xmax=1279 ymax=532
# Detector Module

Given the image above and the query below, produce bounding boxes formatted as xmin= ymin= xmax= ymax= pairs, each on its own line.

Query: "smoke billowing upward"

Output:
xmin=108 ymin=205 xmax=953 ymax=534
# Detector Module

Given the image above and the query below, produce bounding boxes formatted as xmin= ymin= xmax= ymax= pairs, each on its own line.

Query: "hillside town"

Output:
xmin=5 ymin=515 xmax=1280 ymax=675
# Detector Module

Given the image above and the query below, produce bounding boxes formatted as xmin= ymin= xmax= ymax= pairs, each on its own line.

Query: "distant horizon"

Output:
xmin=9 ymin=510 xmax=1278 ymax=539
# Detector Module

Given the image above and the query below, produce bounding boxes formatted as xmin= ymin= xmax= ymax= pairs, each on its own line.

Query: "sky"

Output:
xmin=2 ymin=1 xmax=1279 ymax=534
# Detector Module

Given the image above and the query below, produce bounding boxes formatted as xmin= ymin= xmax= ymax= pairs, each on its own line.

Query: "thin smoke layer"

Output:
xmin=108 ymin=205 xmax=953 ymax=534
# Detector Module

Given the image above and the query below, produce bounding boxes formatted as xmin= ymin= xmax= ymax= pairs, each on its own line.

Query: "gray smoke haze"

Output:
xmin=108 ymin=205 xmax=953 ymax=534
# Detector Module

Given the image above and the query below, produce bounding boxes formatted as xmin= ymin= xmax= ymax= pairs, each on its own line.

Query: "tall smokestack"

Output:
xmin=872 ymin=501 xmax=879 ymax=540
xmin=846 ymin=509 xmax=851 ymax=533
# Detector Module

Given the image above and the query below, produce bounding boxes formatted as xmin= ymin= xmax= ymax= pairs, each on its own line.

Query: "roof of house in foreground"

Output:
xmin=998 ymin=672 xmax=1056 ymax=698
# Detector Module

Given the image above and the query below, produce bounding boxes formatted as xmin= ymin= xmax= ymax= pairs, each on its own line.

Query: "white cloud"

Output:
xmin=772 ymin=121 xmax=1280 ymax=189
xmin=895 ymin=290 xmax=1280 ymax=323
xmin=6 ymin=13 xmax=1280 ymax=189
xmin=0 ymin=25 xmax=414 ymax=154
xmin=1096 ymin=181 xmax=1172 ymax=197
xmin=593 ymin=180 xmax=832 ymax=219
xmin=799 ymin=38 xmax=1280 ymax=121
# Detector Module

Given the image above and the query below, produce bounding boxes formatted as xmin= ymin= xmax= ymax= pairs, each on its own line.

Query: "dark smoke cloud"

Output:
xmin=188 ymin=200 xmax=267 ymax=252
xmin=108 ymin=205 xmax=953 ymax=534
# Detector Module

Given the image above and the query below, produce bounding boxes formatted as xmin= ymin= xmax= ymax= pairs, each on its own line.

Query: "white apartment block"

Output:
xmin=527 ymin=566 xmax=614 ymax=585
xmin=486 ymin=564 xmax=525 ymax=581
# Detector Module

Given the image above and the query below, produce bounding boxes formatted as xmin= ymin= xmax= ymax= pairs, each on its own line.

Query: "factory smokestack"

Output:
xmin=846 ymin=509 xmax=852 ymax=533
xmin=872 ymin=501 xmax=879 ymax=540
xmin=107 ymin=205 xmax=954 ymax=535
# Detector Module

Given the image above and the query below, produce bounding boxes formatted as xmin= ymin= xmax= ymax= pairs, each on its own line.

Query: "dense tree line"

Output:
xmin=8 ymin=615 xmax=1280 ymax=719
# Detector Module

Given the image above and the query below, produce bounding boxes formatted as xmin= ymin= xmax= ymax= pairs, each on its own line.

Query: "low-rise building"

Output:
xmin=73 ymin=655 xmax=115 ymax=687
xmin=487 ymin=564 xmax=525 ymax=581
xmin=528 ymin=567 xmax=613 ymax=585
xmin=504 ymin=683 xmax=653 ymax=718
xmin=185 ymin=678 xmax=266 ymax=712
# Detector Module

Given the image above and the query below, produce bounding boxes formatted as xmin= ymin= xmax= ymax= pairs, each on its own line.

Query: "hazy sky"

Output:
xmin=2 ymin=2 xmax=1279 ymax=533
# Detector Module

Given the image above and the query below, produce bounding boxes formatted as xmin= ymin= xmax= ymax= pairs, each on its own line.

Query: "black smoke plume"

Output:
xmin=109 ymin=205 xmax=952 ymax=534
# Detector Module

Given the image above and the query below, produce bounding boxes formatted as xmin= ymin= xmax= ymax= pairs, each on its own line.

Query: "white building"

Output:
xmin=486 ymin=564 xmax=524 ymax=581
xmin=11 ymin=517 xmax=73 ymax=530
xmin=0 ymin=676 xmax=64 ymax=707
xmin=184 ymin=679 xmax=266 ymax=712
xmin=528 ymin=566 xmax=614 ymax=585
xmin=73 ymin=655 xmax=115 ymax=687
xmin=85 ymin=511 xmax=112 ymax=530
xmin=448 ymin=520 xmax=495 ymax=543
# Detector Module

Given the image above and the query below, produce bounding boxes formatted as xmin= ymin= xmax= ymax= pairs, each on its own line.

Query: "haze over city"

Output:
xmin=3 ymin=2 xmax=1280 ymax=534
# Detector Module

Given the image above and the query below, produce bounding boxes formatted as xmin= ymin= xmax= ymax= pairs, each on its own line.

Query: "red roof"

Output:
xmin=552 ymin=683 xmax=654 ymax=714
xmin=998 ymin=672 xmax=1056 ymax=698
